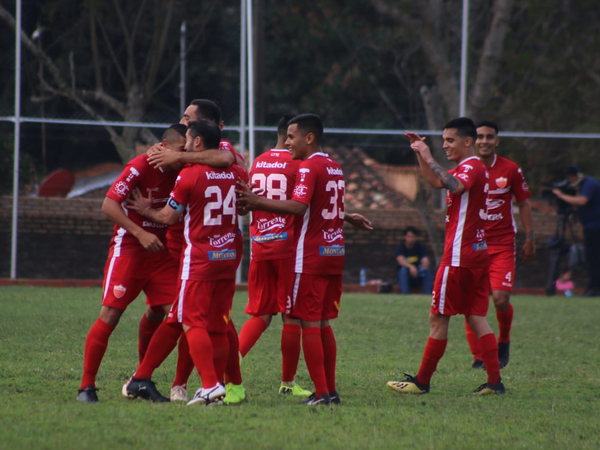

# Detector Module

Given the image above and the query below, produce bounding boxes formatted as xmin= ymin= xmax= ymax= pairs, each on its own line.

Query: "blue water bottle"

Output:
xmin=359 ymin=267 xmax=367 ymax=286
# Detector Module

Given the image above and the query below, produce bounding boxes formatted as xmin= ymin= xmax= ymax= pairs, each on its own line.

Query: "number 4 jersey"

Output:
xmin=169 ymin=164 xmax=247 ymax=281
xmin=291 ymin=152 xmax=345 ymax=275
xmin=249 ymin=149 xmax=300 ymax=261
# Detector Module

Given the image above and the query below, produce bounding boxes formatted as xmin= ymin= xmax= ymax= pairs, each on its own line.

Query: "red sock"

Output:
xmin=496 ymin=303 xmax=514 ymax=343
xmin=135 ymin=321 xmax=181 ymax=379
xmin=172 ymin=333 xmax=195 ymax=387
xmin=80 ymin=319 xmax=115 ymax=389
xmin=416 ymin=337 xmax=447 ymax=386
xmin=186 ymin=327 xmax=218 ymax=388
xmin=302 ymin=327 xmax=328 ymax=397
xmin=281 ymin=323 xmax=301 ymax=383
xmin=239 ymin=317 xmax=268 ymax=358
xmin=464 ymin=318 xmax=481 ymax=361
xmin=224 ymin=321 xmax=242 ymax=385
xmin=138 ymin=315 xmax=163 ymax=363
xmin=321 ymin=326 xmax=337 ymax=393
xmin=210 ymin=332 xmax=229 ymax=384
xmin=479 ymin=333 xmax=501 ymax=385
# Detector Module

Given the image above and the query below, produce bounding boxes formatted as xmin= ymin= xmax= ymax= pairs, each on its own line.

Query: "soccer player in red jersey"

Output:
xmin=387 ymin=117 xmax=505 ymax=396
xmin=134 ymin=99 xmax=247 ymax=404
xmin=465 ymin=121 xmax=535 ymax=370
xmin=127 ymin=120 xmax=243 ymax=406
xmin=237 ymin=114 xmax=311 ymax=397
xmin=237 ymin=114 xmax=372 ymax=405
xmin=76 ymin=124 xmax=187 ymax=403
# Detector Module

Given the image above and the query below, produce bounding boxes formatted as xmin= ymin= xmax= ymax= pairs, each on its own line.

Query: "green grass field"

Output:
xmin=1 ymin=286 xmax=599 ymax=450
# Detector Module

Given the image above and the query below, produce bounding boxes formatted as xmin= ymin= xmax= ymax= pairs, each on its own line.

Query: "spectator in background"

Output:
xmin=395 ymin=226 xmax=432 ymax=295
xmin=553 ymin=164 xmax=600 ymax=297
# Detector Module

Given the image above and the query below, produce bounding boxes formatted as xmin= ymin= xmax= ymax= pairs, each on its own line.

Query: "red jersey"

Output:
xmin=105 ymin=154 xmax=178 ymax=258
xmin=249 ymin=149 xmax=300 ymax=261
xmin=169 ymin=164 xmax=241 ymax=281
xmin=441 ymin=156 xmax=489 ymax=268
xmin=291 ymin=152 xmax=345 ymax=275
xmin=484 ymin=154 xmax=531 ymax=246
xmin=166 ymin=139 xmax=247 ymax=256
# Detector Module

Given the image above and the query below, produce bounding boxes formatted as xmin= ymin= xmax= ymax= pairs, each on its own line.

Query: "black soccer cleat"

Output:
xmin=330 ymin=391 xmax=341 ymax=405
xmin=126 ymin=378 xmax=170 ymax=403
xmin=473 ymin=380 xmax=506 ymax=395
xmin=302 ymin=393 xmax=331 ymax=406
xmin=77 ymin=386 xmax=99 ymax=403
xmin=471 ymin=359 xmax=485 ymax=370
xmin=498 ymin=341 xmax=510 ymax=369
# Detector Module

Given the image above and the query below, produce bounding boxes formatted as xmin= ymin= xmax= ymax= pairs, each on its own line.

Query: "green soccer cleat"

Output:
xmin=387 ymin=374 xmax=430 ymax=395
xmin=223 ymin=383 xmax=246 ymax=405
xmin=279 ymin=382 xmax=312 ymax=397
xmin=473 ymin=380 xmax=506 ymax=395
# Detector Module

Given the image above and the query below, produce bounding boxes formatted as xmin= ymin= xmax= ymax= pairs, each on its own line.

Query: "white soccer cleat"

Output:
xmin=170 ymin=385 xmax=188 ymax=402
xmin=186 ymin=383 xmax=226 ymax=406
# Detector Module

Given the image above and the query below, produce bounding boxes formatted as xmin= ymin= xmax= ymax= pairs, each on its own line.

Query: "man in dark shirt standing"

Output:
xmin=395 ymin=226 xmax=432 ymax=295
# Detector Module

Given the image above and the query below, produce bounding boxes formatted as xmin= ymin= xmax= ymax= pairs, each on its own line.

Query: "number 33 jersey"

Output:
xmin=169 ymin=164 xmax=245 ymax=281
xmin=291 ymin=152 xmax=345 ymax=275
xmin=249 ymin=149 xmax=300 ymax=261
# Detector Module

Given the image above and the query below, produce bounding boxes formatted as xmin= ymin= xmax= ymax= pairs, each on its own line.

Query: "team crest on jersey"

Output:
xmin=293 ymin=184 xmax=308 ymax=197
xmin=114 ymin=181 xmax=129 ymax=197
xmin=495 ymin=177 xmax=508 ymax=189
xmin=113 ymin=284 xmax=127 ymax=298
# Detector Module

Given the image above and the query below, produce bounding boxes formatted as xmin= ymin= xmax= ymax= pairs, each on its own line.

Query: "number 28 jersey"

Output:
xmin=291 ymin=152 xmax=345 ymax=275
xmin=249 ymin=149 xmax=300 ymax=261
xmin=169 ymin=164 xmax=244 ymax=281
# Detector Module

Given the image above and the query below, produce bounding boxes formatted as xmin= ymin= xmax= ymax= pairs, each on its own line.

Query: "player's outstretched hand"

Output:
xmin=345 ymin=213 xmax=373 ymax=230
xmin=236 ymin=178 xmax=260 ymax=211
xmin=127 ymin=187 xmax=153 ymax=216
xmin=521 ymin=239 xmax=536 ymax=263
xmin=405 ymin=131 xmax=432 ymax=159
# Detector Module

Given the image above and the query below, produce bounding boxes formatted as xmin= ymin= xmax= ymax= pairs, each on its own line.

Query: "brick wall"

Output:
xmin=0 ymin=196 xmax=586 ymax=290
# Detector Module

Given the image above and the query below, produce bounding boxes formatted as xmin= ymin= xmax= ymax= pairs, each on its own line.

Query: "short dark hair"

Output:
xmin=404 ymin=226 xmax=419 ymax=236
xmin=162 ymin=123 xmax=187 ymax=143
xmin=190 ymin=99 xmax=222 ymax=124
xmin=476 ymin=120 xmax=499 ymax=134
xmin=567 ymin=163 xmax=582 ymax=176
xmin=288 ymin=113 xmax=323 ymax=144
xmin=187 ymin=120 xmax=222 ymax=149
xmin=278 ymin=114 xmax=296 ymax=137
xmin=443 ymin=117 xmax=477 ymax=141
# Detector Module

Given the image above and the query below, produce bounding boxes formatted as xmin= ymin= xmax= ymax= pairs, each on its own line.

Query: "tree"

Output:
xmin=0 ymin=0 xmax=222 ymax=163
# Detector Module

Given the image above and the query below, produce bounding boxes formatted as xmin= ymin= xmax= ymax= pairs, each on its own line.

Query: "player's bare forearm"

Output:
xmin=142 ymin=205 xmax=180 ymax=226
xmin=518 ymin=199 xmax=536 ymax=262
xmin=426 ymin=159 xmax=462 ymax=194
xmin=181 ymin=149 xmax=234 ymax=167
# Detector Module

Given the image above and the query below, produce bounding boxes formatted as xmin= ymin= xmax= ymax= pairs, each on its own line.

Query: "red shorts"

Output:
xmin=102 ymin=254 xmax=178 ymax=310
xmin=287 ymin=273 xmax=342 ymax=322
xmin=246 ymin=258 xmax=294 ymax=316
xmin=167 ymin=278 xmax=236 ymax=333
xmin=431 ymin=266 xmax=489 ymax=316
xmin=487 ymin=244 xmax=515 ymax=292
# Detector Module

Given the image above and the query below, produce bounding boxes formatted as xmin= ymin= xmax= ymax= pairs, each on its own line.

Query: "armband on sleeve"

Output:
xmin=168 ymin=197 xmax=185 ymax=213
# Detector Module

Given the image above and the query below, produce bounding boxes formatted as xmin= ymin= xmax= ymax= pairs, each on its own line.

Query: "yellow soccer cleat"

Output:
xmin=473 ymin=380 xmax=506 ymax=395
xmin=279 ymin=382 xmax=312 ymax=397
xmin=387 ymin=374 xmax=430 ymax=394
